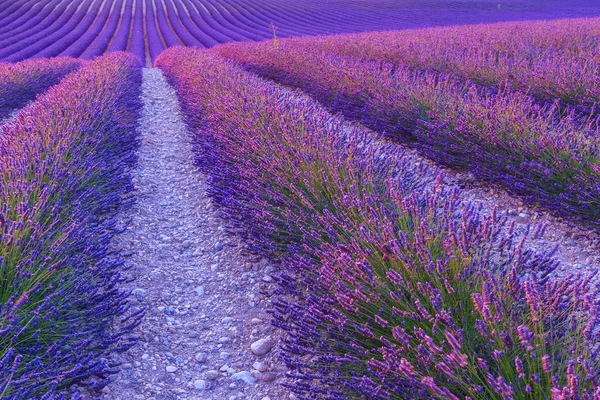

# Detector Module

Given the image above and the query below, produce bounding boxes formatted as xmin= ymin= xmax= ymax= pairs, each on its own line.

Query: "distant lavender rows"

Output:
xmin=156 ymin=46 xmax=600 ymax=400
xmin=0 ymin=52 xmax=142 ymax=399
xmin=0 ymin=0 xmax=599 ymax=63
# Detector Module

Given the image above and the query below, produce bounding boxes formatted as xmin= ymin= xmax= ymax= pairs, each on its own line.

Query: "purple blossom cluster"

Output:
xmin=156 ymin=46 xmax=600 ymax=400
xmin=0 ymin=57 xmax=81 ymax=119
xmin=0 ymin=0 xmax=598 ymax=64
xmin=213 ymin=37 xmax=600 ymax=230
xmin=0 ymin=52 xmax=142 ymax=399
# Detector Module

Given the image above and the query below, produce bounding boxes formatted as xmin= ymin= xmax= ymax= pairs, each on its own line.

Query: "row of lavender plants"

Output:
xmin=273 ymin=18 xmax=600 ymax=111
xmin=213 ymin=42 xmax=600 ymax=230
xmin=0 ymin=57 xmax=81 ymax=119
xmin=156 ymin=46 xmax=600 ymax=400
xmin=0 ymin=52 xmax=143 ymax=399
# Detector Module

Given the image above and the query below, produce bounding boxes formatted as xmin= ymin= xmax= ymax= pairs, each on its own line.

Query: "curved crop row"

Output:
xmin=0 ymin=56 xmax=82 ymax=119
xmin=213 ymin=41 xmax=600 ymax=231
xmin=156 ymin=46 xmax=600 ymax=400
xmin=278 ymin=18 xmax=600 ymax=112
xmin=0 ymin=52 xmax=143 ymax=399
xmin=1 ymin=0 xmax=598 ymax=63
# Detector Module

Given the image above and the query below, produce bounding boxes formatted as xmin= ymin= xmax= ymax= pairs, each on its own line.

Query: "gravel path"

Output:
xmin=102 ymin=69 xmax=288 ymax=400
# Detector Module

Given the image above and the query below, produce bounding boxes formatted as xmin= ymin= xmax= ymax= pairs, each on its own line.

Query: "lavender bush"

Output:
xmin=156 ymin=46 xmax=600 ymax=400
xmin=213 ymin=42 xmax=600 ymax=230
xmin=0 ymin=57 xmax=81 ymax=119
xmin=0 ymin=52 xmax=143 ymax=399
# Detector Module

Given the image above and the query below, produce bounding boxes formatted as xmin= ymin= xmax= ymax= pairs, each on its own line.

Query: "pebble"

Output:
xmin=132 ymin=288 xmax=147 ymax=296
xmin=205 ymin=370 xmax=220 ymax=380
xmin=253 ymin=361 xmax=268 ymax=372
xmin=218 ymin=336 xmax=230 ymax=344
xmin=195 ymin=352 xmax=208 ymax=363
xmin=215 ymin=242 xmax=224 ymax=251
xmin=166 ymin=366 xmax=178 ymax=373
xmin=194 ymin=379 xmax=208 ymax=390
xmin=250 ymin=338 xmax=273 ymax=356
xmin=231 ymin=371 xmax=257 ymax=385
xmin=250 ymin=318 xmax=263 ymax=325
xmin=260 ymin=372 xmax=277 ymax=383
xmin=193 ymin=286 xmax=205 ymax=296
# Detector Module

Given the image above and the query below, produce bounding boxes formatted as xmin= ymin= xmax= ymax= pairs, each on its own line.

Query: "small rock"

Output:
xmin=251 ymin=338 xmax=273 ymax=356
xmin=218 ymin=337 xmax=230 ymax=344
xmin=122 ymin=363 xmax=132 ymax=370
xmin=262 ymin=397 xmax=272 ymax=400
xmin=231 ymin=371 xmax=257 ymax=385
xmin=215 ymin=242 xmax=224 ymax=251
xmin=222 ymin=317 xmax=233 ymax=323
xmin=194 ymin=379 xmax=208 ymax=390
xmin=195 ymin=352 xmax=208 ymax=363
xmin=134 ymin=361 xmax=141 ymax=367
xmin=165 ymin=307 xmax=176 ymax=316
xmin=193 ymin=287 xmax=205 ymax=296
xmin=253 ymin=361 xmax=268 ymax=372
xmin=101 ymin=386 xmax=111 ymax=394
xmin=132 ymin=288 xmax=147 ymax=296
xmin=205 ymin=370 xmax=220 ymax=380
xmin=166 ymin=366 xmax=178 ymax=373
xmin=250 ymin=318 xmax=263 ymax=325
xmin=262 ymin=275 xmax=273 ymax=283
xmin=260 ymin=372 xmax=277 ymax=383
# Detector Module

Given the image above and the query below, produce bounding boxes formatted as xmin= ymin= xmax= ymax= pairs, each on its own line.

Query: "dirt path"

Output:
xmin=102 ymin=68 xmax=288 ymax=400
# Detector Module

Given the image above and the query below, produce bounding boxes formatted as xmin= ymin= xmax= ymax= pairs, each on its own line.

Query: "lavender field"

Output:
xmin=2 ymin=1 xmax=600 ymax=399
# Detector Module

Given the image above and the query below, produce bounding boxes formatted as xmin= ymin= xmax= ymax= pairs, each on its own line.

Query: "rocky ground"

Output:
xmin=102 ymin=69 xmax=289 ymax=400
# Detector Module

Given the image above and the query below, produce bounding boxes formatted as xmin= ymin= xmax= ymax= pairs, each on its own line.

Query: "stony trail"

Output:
xmin=101 ymin=68 xmax=288 ymax=400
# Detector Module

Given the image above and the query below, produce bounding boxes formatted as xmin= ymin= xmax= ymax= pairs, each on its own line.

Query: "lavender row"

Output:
xmin=213 ymin=42 xmax=600 ymax=231
xmin=0 ymin=52 xmax=142 ymax=399
xmin=156 ymin=46 xmax=600 ymax=400
xmin=2 ymin=1 xmax=599 ymax=63
xmin=275 ymin=18 xmax=600 ymax=112
xmin=0 ymin=56 xmax=81 ymax=119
